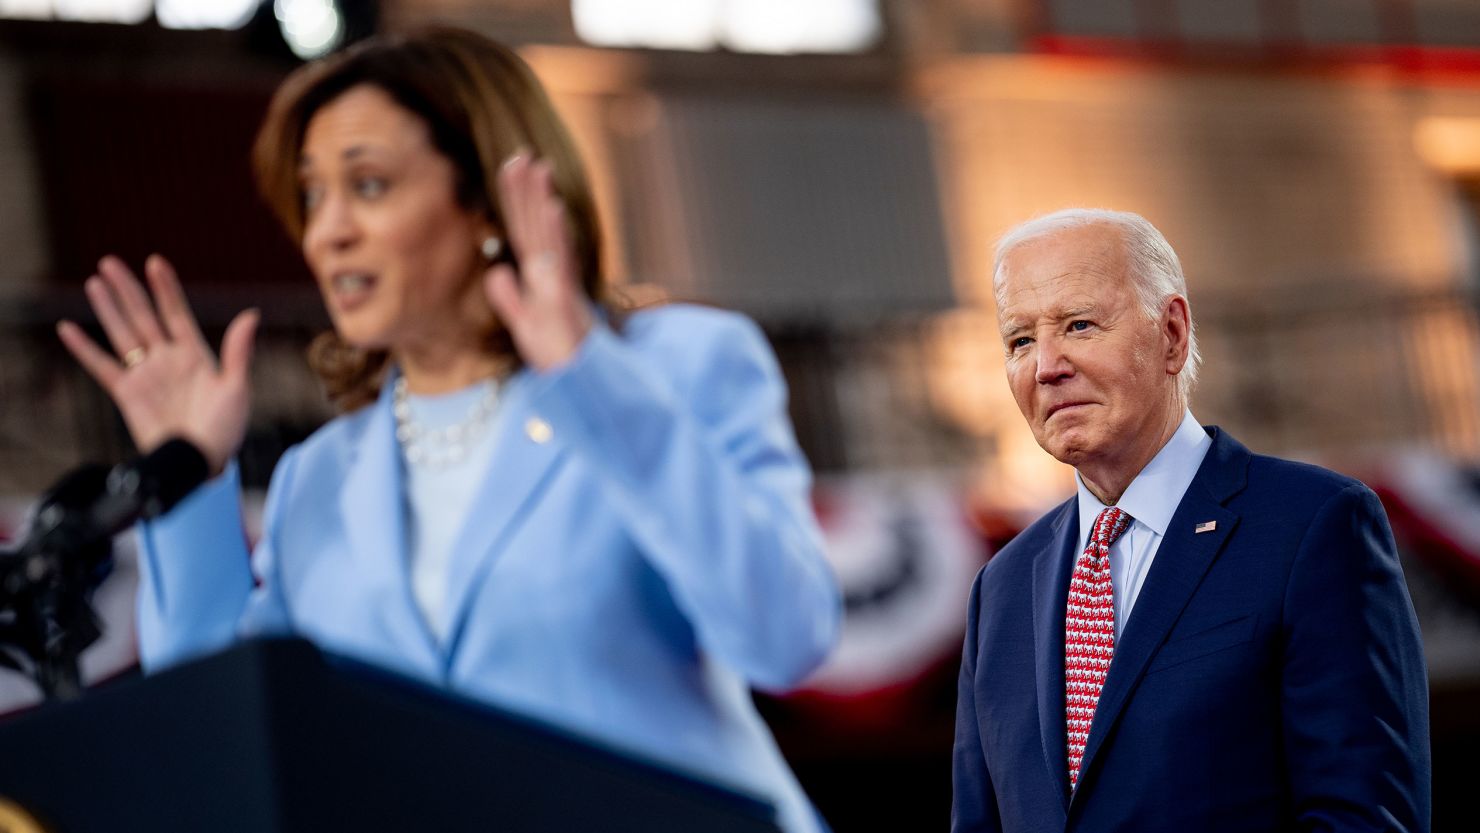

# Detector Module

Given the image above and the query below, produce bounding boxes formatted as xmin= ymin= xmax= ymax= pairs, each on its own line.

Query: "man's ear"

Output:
xmin=1163 ymin=295 xmax=1191 ymax=375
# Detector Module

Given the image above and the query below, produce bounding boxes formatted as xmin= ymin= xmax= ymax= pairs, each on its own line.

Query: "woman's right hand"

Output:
xmin=56 ymin=254 xmax=259 ymax=476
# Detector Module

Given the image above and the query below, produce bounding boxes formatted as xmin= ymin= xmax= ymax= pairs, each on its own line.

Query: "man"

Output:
xmin=953 ymin=209 xmax=1430 ymax=832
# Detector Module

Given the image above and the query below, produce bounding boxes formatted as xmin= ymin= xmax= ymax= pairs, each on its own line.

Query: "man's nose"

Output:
xmin=1035 ymin=337 xmax=1074 ymax=384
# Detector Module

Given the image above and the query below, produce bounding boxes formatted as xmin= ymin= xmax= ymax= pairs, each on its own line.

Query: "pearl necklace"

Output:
xmin=392 ymin=376 xmax=500 ymax=469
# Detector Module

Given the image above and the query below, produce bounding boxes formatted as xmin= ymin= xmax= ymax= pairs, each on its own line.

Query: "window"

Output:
xmin=571 ymin=0 xmax=882 ymax=54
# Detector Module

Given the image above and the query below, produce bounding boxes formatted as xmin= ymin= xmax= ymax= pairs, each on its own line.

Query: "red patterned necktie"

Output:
xmin=1065 ymin=506 xmax=1131 ymax=790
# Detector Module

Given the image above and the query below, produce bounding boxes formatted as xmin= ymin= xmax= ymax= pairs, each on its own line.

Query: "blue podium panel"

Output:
xmin=0 ymin=638 xmax=780 ymax=833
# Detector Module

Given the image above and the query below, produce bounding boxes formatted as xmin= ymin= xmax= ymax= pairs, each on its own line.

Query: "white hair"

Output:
xmin=992 ymin=208 xmax=1201 ymax=399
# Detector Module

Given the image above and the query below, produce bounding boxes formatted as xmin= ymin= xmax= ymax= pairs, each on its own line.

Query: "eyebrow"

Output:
xmin=998 ymin=304 xmax=1100 ymax=339
xmin=298 ymin=144 xmax=376 ymax=174
xmin=1000 ymin=318 xmax=1029 ymax=339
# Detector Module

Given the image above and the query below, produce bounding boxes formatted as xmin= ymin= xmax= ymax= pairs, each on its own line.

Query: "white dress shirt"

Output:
xmin=1075 ymin=410 xmax=1212 ymax=636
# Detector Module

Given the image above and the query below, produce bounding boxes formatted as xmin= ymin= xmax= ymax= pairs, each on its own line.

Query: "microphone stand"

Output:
xmin=0 ymin=439 xmax=207 ymax=702
xmin=0 ymin=471 xmax=113 ymax=702
xmin=0 ymin=552 xmax=102 ymax=699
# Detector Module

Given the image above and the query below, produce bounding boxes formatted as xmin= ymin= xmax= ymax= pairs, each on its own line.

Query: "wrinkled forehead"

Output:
xmin=996 ymin=228 xmax=1132 ymax=318
xmin=998 ymin=222 xmax=1127 ymax=283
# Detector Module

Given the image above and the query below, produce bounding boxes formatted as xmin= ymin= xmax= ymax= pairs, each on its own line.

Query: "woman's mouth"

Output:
xmin=329 ymin=272 xmax=376 ymax=309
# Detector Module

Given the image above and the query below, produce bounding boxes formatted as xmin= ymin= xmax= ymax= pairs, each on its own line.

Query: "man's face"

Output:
xmin=996 ymin=223 xmax=1185 ymax=476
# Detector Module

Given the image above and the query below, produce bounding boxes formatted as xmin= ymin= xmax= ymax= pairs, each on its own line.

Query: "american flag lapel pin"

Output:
xmin=1195 ymin=521 xmax=1217 ymax=534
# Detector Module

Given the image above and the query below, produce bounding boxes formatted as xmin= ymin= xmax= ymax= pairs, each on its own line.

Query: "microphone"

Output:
xmin=0 ymin=438 xmax=210 ymax=699
xmin=19 ymin=438 xmax=210 ymax=558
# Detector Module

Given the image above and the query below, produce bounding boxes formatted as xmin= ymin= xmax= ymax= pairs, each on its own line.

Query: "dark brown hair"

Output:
xmin=252 ymin=26 xmax=607 ymax=410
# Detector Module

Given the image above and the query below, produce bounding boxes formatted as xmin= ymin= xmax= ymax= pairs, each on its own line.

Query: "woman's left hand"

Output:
xmin=484 ymin=154 xmax=593 ymax=372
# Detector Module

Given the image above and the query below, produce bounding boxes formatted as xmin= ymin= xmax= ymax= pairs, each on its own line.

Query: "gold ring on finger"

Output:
xmin=123 ymin=347 xmax=147 ymax=368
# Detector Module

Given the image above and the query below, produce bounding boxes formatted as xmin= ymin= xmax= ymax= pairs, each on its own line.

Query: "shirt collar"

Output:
xmin=1076 ymin=410 xmax=1213 ymax=543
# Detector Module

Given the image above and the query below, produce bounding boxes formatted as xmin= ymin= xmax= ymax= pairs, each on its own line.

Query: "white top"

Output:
xmin=1075 ymin=410 xmax=1212 ymax=636
xmin=400 ymin=379 xmax=502 ymax=642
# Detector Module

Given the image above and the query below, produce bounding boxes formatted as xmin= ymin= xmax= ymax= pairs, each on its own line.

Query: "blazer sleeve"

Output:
xmin=1281 ymin=483 xmax=1431 ymax=833
xmin=525 ymin=308 xmax=841 ymax=692
xmin=134 ymin=450 xmax=300 ymax=670
xmin=952 ymin=569 xmax=1003 ymax=833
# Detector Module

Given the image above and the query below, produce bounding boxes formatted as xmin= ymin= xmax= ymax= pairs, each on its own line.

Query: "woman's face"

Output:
xmin=298 ymin=84 xmax=491 ymax=353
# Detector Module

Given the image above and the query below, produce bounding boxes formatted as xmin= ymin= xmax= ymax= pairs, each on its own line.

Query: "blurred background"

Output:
xmin=1 ymin=0 xmax=1479 ymax=829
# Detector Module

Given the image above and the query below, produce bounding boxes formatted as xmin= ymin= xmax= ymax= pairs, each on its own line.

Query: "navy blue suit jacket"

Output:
xmin=953 ymin=428 xmax=1430 ymax=832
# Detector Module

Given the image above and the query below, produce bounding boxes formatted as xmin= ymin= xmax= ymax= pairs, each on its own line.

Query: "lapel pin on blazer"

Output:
xmin=1195 ymin=521 xmax=1217 ymax=534
xmin=525 ymin=417 xmax=553 ymax=444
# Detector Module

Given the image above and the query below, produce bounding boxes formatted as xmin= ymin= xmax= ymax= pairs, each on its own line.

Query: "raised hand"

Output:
xmin=56 ymin=255 xmax=259 ymax=476
xmin=483 ymin=154 xmax=593 ymax=372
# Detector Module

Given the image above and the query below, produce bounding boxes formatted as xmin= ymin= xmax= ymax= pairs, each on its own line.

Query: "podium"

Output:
xmin=0 ymin=638 xmax=781 ymax=833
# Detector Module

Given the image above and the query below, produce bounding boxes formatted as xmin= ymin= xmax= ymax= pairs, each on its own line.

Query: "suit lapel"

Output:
xmin=440 ymin=371 xmax=567 ymax=663
xmin=338 ymin=378 xmax=440 ymax=670
xmin=1071 ymin=428 xmax=1250 ymax=802
xmin=1032 ymin=497 xmax=1080 ymax=808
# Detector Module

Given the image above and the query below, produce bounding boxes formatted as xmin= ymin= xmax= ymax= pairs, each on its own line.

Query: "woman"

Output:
xmin=56 ymin=27 xmax=839 ymax=833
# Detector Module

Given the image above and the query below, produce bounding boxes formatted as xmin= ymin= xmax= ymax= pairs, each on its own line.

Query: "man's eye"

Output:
xmin=1069 ymin=320 xmax=1091 ymax=332
xmin=1010 ymin=336 xmax=1032 ymax=350
xmin=355 ymin=177 xmax=388 ymax=198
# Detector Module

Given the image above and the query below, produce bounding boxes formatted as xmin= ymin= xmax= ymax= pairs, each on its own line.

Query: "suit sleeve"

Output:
xmin=1281 ymin=483 xmax=1431 ymax=832
xmin=525 ymin=309 xmax=841 ymax=692
xmin=953 ymin=569 xmax=1002 ymax=833
xmin=134 ymin=450 xmax=299 ymax=670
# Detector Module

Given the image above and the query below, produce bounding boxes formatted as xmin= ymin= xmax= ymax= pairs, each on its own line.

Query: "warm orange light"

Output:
xmin=1414 ymin=117 xmax=1480 ymax=176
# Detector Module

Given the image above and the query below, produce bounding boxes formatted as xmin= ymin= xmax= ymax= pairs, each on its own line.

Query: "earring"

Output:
xmin=480 ymin=235 xmax=503 ymax=262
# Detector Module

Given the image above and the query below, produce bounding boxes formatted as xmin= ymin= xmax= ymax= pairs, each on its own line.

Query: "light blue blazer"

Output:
xmin=135 ymin=304 xmax=841 ymax=833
